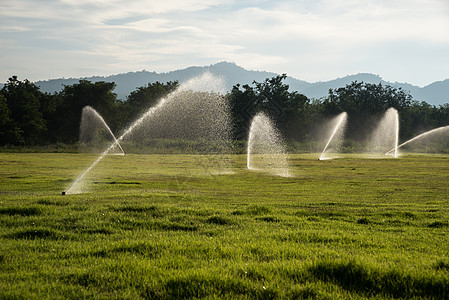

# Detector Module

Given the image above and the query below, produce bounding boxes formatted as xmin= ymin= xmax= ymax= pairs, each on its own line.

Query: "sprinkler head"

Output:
xmin=62 ymin=191 xmax=66 ymax=195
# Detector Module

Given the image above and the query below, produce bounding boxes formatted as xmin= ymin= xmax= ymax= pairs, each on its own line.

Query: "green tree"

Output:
xmin=227 ymin=83 xmax=258 ymax=140
xmin=124 ymin=81 xmax=178 ymax=124
xmin=0 ymin=94 xmax=24 ymax=145
xmin=40 ymin=92 xmax=64 ymax=144
xmin=0 ymin=76 xmax=47 ymax=145
xmin=324 ymin=82 xmax=413 ymax=140
xmin=53 ymin=80 xmax=122 ymax=143
xmin=228 ymin=74 xmax=309 ymax=140
xmin=435 ymin=104 xmax=449 ymax=127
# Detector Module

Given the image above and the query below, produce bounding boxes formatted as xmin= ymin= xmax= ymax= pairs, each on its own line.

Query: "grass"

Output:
xmin=0 ymin=152 xmax=448 ymax=299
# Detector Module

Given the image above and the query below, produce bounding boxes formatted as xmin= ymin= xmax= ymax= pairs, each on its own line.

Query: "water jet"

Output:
xmin=369 ymin=108 xmax=399 ymax=157
xmin=385 ymin=125 xmax=449 ymax=155
xmin=79 ymin=106 xmax=125 ymax=155
xmin=247 ymin=112 xmax=290 ymax=177
xmin=64 ymin=73 xmax=233 ymax=194
xmin=319 ymin=112 xmax=347 ymax=160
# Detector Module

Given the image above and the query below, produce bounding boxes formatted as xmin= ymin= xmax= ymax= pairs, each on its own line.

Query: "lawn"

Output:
xmin=0 ymin=152 xmax=448 ymax=299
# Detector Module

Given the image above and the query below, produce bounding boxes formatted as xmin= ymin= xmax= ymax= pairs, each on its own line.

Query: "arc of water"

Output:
xmin=371 ymin=108 xmax=399 ymax=157
xmin=247 ymin=124 xmax=254 ymax=170
xmin=246 ymin=112 xmax=290 ymax=177
xmin=65 ymin=72 xmax=230 ymax=194
xmin=385 ymin=125 xmax=449 ymax=155
xmin=65 ymin=92 xmax=175 ymax=194
xmin=83 ymin=106 xmax=125 ymax=155
xmin=319 ymin=112 xmax=347 ymax=160
xmin=393 ymin=109 xmax=399 ymax=158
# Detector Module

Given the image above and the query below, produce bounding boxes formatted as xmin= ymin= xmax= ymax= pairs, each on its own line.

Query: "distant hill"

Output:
xmin=7 ymin=62 xmax=449 ymax=105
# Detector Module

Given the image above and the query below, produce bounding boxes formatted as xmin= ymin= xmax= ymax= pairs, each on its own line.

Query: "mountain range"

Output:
xmin=12 ymin=62 xmax=449 ymax=105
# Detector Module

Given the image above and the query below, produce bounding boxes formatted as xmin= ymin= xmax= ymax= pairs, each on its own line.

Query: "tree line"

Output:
xmin=1 ymin=74 xmax=448 ymax=147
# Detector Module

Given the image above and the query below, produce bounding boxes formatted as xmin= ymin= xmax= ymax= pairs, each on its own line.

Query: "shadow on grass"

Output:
xmin=6 ymin=229 xmax=64 ymax=240
xmin=91 ymin=242 xmax=165 ymax=258
xmin=64 ymin=271 xmax=278 ymax=299
xmin=308 ymin=260 xmax=448 ymax=298
xmin=93 ymin=181 xmax=141 ymax=185
xmin=158 ymin=222 xmax=197 ymax=232
xmin=83 ymin=228 xmax=114 ymax=235
xmin=142 ymin=275 xmax=276 ymax=299
xmin=428 ymin=221 xmax=448 ymax=228
xmin=435 ymin=261 xmax=449 ymax=271
xmin=356 ymin=217 xmax=370 ymax=225
xmin=255 ymin=216 xmax=280 ymax=223
xmin=0 ymin=207 xmax=41 ymax=216
xmin=206 ymin=215 xmax=234 ymax=225
xmin=115 ymin=243 xmax=164 ymax=257
xmin=36 ymin=199 xmax=69 ymax=206
xmin=232 ymin=205 xmax=271 ymax=216
xmin=65 ymin=272 xmax=98 ymax=288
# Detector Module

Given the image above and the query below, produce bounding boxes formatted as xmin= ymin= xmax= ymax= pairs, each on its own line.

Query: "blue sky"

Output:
xmin=1 ymin=0 xmax=448 ymax=86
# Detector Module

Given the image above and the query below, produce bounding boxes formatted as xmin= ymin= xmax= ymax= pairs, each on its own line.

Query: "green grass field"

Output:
xmin=1 ymin=152 xmax=448 ymax=299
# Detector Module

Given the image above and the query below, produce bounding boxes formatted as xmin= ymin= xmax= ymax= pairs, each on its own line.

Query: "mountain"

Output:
xmin=9 ymin=62 xmax=449 ymax=105
xmin=32 ymin=62 xmax=284 ymax=101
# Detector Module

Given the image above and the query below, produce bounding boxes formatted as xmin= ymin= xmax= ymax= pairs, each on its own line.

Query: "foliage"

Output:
xmin=125 ymin=81 xmax=178 ymax=124
xmin=0 ymin=94 xmax=23 ymax=144
xmin=0 ymin=78 xmax=179 ymax=145
xmin=0 ymin=75 xmax=448 ymax=147
xmin=323 ymin=81 xmax=412 ymax=140
xmin=52 ymin=80 xmax=123 ymax=143
xmin=228 ymin=74 xmax=310 ymax=140
xmin=0 ymin=76 xmax=47 ymax=145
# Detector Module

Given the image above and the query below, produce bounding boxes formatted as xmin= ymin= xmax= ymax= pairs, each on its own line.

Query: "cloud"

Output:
xmin=0 ymin=0 xmax=448 ymax=85
xmin=215 ymin=0 xmax=449 ymax=84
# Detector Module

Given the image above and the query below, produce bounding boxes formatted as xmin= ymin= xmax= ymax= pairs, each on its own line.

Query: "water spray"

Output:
xmin=385 ymin=125 xmax=449 ymax=155
xmin=369 ymin=108 xmax=399 ymax=157
xmin=319 ymin=112 xmax=347 ymax=160
xmin=247 ymin=112 xmax=290 ymax=177
xmin=64 ymin=72 xmax=232 ymax=194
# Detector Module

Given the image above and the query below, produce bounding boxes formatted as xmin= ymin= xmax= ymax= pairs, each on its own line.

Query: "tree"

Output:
xmin=227 ymin=83 xmax=258 ymax=140
xmin=53 ymin=80 xmax=122 ymax=143
xmin=323 ymin=82 xmax=413 ymax=140
xmin=0 ymin=94 xmax=23 ymax=145
xmin=124 ymin=81 xmax=179 ymax=124
xmin=0 ymin=76 xmax=47 ymax=145
xmin=435 ymin=104 xmax=449 ymax=127
xmin=227 ymin=74 xmax=310 ymax=140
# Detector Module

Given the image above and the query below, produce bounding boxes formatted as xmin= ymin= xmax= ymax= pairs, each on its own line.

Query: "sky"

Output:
xmin=1 ymin=0 xmax=448 ymax=87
